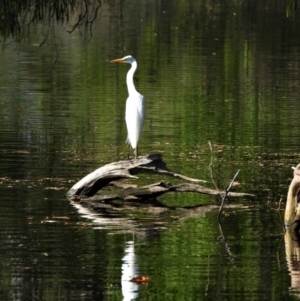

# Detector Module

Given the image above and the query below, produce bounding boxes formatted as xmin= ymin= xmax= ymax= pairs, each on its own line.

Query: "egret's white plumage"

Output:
xmin=111 ymin=55 xmax=145 ymax=159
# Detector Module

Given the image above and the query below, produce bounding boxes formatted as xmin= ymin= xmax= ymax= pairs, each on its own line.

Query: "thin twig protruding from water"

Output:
xmin=217 ymin=169 xmax=240 ymax=221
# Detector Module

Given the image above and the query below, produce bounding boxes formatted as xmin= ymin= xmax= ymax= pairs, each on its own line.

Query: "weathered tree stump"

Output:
xmin=285 ymin=164 xmax=300 ymax=229
xmin=66 ymin=154 xmax=255 ymax=203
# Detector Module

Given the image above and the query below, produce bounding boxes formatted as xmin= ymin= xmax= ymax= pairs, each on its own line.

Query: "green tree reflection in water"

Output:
xmin=0 ymin=1 xmax=299 ymax=300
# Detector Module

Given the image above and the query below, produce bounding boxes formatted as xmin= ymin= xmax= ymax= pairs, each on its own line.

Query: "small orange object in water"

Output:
xmin=130 ymin=276 xmax=150 ymax=284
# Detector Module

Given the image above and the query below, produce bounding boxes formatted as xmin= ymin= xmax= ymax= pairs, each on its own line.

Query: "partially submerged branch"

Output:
xmin=67 ymin=153 xmax=255 ymax=206
xmin=67 ymin=154 xmax=206 ymax=198
xmin=208 ymin=141 xmax=242 ymax=219
xmin=77 ymin=181 xmax=254 ymax=202
xmin=218 ymin=169 xmax=240 ymax=220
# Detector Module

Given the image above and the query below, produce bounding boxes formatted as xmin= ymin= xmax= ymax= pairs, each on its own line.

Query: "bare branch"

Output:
xmin=208 ymin=141 xmax=219 ymax=193
xmin=217 ymin=169 xmax=240 ymax=221
xmin=207 ymin=141 xmax=242 ymax=220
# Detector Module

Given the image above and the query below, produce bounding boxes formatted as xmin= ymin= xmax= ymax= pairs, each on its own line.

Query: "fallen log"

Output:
xmin=66 ymin=153 xmax=255 ymax=203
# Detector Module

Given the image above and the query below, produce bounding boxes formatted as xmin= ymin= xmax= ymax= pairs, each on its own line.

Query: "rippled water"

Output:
xmin=1 ymin=1 xmax=300 ymax=300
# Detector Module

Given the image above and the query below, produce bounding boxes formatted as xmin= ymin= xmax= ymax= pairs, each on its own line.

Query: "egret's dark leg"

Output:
xmin=134 ymin=146 xmax=138 ymax=159
xmin=127 ymin=145 xmax=131 ymax=160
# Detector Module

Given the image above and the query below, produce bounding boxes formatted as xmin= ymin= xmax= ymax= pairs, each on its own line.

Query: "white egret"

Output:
xmin=110 ymin=55 xmax=145 ymax=159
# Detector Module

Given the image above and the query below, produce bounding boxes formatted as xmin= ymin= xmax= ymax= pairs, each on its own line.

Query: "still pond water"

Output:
xmin=1 ymin=1 xmax=300 ymax=300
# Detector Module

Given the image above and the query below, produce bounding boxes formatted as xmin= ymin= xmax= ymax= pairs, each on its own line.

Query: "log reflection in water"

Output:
xmin=285 ymin=230 xmax=300 ymax=297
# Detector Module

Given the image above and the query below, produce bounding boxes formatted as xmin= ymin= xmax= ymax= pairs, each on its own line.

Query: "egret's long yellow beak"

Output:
xmin=110 ymin=58 xmax=125 ymax=63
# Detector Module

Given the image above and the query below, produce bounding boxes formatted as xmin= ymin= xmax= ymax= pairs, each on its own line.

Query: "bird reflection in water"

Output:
xmin=121 ymin=241 xmax=140 ymax=301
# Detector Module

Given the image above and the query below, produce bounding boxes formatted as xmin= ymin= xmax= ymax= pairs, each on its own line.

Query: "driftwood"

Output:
xmin=67 ymin=154 xmax=255 ymax=203
xmin=285 ymin=164 xmax=300 ymax=229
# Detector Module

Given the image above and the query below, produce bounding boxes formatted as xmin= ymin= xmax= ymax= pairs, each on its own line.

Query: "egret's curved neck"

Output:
xmin=126 ymin=61 xmax=138 ymax=96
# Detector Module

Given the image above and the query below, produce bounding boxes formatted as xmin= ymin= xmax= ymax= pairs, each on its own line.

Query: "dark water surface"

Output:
xmin=1 ymin=1 xmax=300 ymax=300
